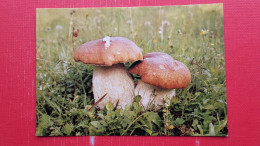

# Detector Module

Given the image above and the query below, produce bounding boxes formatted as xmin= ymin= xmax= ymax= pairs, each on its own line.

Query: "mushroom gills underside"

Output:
xmin=134 ymin=80 xmax=175 ymax=110
xmin=92 ymin=63 xmax=135 ymax=109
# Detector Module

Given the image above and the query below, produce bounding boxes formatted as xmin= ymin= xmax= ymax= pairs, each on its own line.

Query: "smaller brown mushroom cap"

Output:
xmin=129 ymin=52 xmax=191 ymax=89
xmin=74 ymin=37 xmax=143 ymax=66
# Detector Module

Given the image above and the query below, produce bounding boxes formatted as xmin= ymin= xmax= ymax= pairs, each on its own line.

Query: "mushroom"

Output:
xmin=129 ymin=52 xmax=191 ymax=110
xmin=74 ymin=36 xmax=143 ymax=109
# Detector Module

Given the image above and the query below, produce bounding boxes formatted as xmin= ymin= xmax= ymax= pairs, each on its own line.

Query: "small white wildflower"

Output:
xmin=158 ymin=20 xmax=170 ymax=41
xmin=200 ymin=29 xmax=209 ymax=35
xmin=103 ymin=36 xmax=111 ymax=49
xmin=217 ymin=99 xmax=223 ymax=103
xmin=178 ymin=29 xmax=183 ymax=35
xmin=55 ymin=25 xmax=63 ymax=30
xmin=60 ymin=52 xmax=65 ymax=58
xmin=164 ymin=97 xmax=171 ymax=107
xmin=126 ymin=20 xmax=132 ymax=24
xmin=39 ymin=73 xmax=43 ymax=79
xmin=114 ymin=27 xmax=117 ymax=32
xmin=63 ymin=61 xmax=68 ymax=68
xmin=39 ymin=85 xmax=43 ymax=90
xmin=46 ymin=83 xmax=50 ymax=87
xmin=63 ymin=61 xmax=68 ymax=74
xmin=162 ymin=20 xmax=170 ymax=27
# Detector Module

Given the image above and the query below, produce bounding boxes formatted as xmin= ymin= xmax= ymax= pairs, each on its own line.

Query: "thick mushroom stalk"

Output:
xmin=129 ymin=52 xmax=191 ymax=110
xmin=135 ymin=80 xmax=175 ymax=110
xmin=74 ymin=37 xmax=143 ymax=109
xmin=93 ymin=64 xmax=134 ymax=109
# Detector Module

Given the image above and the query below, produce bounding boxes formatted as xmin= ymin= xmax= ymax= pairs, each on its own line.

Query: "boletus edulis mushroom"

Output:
xmin=74 ymin=36 xmax=143 ymax=109
xmin=129 ymin=52 xmax=191 ymax=110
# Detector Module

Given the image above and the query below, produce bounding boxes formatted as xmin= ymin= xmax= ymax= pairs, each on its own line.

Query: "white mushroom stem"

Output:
xmin=92 ymin=63 xmax=134 ymax=109
xmin=134 ymin=80 xmax=175 ymax=110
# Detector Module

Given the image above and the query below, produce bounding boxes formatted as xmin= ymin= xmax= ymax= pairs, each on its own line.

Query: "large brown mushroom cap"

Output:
xmin=129 ymin=52 xmax=191 ymax=89
xmin=74 ymin=37 xmax=143 ymax=66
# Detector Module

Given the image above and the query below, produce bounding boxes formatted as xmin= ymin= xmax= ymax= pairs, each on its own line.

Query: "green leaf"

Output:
xmin=175 ymin=118 xmax=185 ymax=126
xmin=197 ymin=125 xmax=204 ymax=135
xmin=90 ymin=121 xmax=102 ymax=128
xmin=89 ymin=126 xmax=106 ymax=135
xmin=37 ymin=114 xmax=53 ymax=131
xmin=144 ymin=112 xmax=161 ymax=127
xmin=134 ymin=95 xmax=142 ymax=103
xmin=172 ymin=97 xmax=179 ymax=104
xmin=76 ymin=132 xmax=82 ymax=136
xmin=97 ymin=113 xmax=104 ymax=119
xmin=192 ymin=119 xmax=198 ymax=130
xmin=144 ymin=128 xmax=153 ymax=135
xmin=216 ymin=119 xmax=227 ymax=134
xmin=62 ymin=123 xmax=73 ymax=136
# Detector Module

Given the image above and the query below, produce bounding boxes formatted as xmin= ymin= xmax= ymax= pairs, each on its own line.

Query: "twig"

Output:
xmin=89 ymin=93 xmax=107 ymax=111
xmin=190 ymin=58 xmax=206 ymax=69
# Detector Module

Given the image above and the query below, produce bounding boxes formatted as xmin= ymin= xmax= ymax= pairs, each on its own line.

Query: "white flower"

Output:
xmin=114 ymin=27 xmax=117 ymax=32
xmin=158 ymin=20 xmax=170 ymax=41
xmin=178 ymin=29 xmax=183 ymax=35
xmin=39 ymin=73 xmax=43 ymax=79
xmin=103 ymin=36 xmax=111 ymax=49
xmin=55 ymin=25 xmax=63 ymax=30
xmin=60 ymin=52 xmax=65 ymax=58
xmin=46 ymin=83 xmax=50 ymax=87
xmin=162 ymin=20 xmax=170 ymax=27
xmin=164 ymin=97 xmax=171 ymax=107
xmin=126 ymin=20 xmax=132 ymax=24
xmin=200 ymin=29 xmax=209 ymax=35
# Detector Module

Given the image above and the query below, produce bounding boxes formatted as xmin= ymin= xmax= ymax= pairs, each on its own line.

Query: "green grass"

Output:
xmin=36 ymin=4 xmax=227 ymax=136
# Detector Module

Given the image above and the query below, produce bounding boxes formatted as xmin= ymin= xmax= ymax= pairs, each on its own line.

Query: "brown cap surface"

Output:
xmin=74 ymin=37 xmax=143 ymax=66
xmin=129 ymin=52 xmax=191 ymax=89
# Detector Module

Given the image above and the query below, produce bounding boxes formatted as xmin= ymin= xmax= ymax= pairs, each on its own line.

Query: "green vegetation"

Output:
xmin=36 ymin=4 xmax=227 ymax=136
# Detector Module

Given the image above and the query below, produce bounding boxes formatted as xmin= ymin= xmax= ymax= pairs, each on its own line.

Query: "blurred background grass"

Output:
xmin=36 ymin=4 xmax=227 ymax=136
